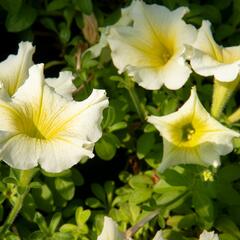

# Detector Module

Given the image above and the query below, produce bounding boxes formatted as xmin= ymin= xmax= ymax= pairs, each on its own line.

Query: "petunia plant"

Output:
xmin=0 ymin=0 xmax=240 ymax=239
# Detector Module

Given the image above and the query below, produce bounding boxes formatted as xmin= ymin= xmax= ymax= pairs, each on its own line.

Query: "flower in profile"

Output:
xmin=107 ymin=1 xmax=196 ymax=90
xmin=199 ymin=230 xmax=219 ymax=240
xmin=190 ymin=20 xmax=240 ymax=82
xmin=148 ymin=87 xmax=239 ymax=172
xmin=97 ymin=216 xmax=124 ymax=240
xmin=0 ymin=64 xmax=108 ymax=173
xmin=0 ymin=41 xmax=76 ymax=100
xmin=87 ymin=0 xmax=136 ymax=58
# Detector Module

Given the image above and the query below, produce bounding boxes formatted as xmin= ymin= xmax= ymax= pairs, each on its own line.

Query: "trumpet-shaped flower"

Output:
xmin=0 ymin=41 xmax=76 ymax=100
xmin=190 ymin=20 xmax=240 ymax=82
xmin=199 ymin=230 xmax=219 ymax=240
xmin=148 ymin=87 xmax=239 ymax=172
xmin=97 ymin=217 xmax=124 ymax=240
xmin=0 ymin=64 xmax=108 ymax=173
xmin=87 ymin=0 xmax=136 ymax=58
xmin=107 ymin=1 xmax=197 ymax=90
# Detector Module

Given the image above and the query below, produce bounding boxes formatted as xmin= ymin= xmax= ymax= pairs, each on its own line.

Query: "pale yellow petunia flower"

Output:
xmin=190 ymin=20 xmax=240 ymax=82
xmin=0 ymin=64 xmax=108 ymax=173
xmin=107 ymin=1 xmax=197 ymax=90
xmin=148 ymin=87 xmax=239 ymax=172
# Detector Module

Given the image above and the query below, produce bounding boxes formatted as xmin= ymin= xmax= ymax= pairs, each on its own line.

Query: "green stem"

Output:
xmin=125 ymin=191 xmax=189 ymax=238
xmin=211 ymin=76 xmax=240 ymax=119
xmin=125 ymin=76 xmax=146 ymax=121
xmin=227 ymin=107 xmax=240 ymax=124
xmin=0 ymin=169 xmax=37 ymax=237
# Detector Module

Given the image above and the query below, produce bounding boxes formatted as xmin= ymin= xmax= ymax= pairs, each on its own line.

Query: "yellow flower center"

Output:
xmin=181 ymin=123 xmax=195 ymax=141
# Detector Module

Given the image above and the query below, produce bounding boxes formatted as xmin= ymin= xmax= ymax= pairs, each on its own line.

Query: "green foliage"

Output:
xmin=0 ymin=0 xmax=240 ymax=239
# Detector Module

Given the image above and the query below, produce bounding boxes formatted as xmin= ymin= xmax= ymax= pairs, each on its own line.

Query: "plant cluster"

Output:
xmin=0 ymin=0 xmax=240 ymax=239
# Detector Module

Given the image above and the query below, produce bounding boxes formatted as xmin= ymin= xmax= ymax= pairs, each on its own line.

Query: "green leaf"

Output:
xmin=49 ymin=212 xmax=62 ymax=234
xmin=47 ymin=0 xmax=69 ymax=11
xmin=104 ymin=181 xmax=115 ymax=204
xmin=156 ymin=190 xmax=185 ymax=205
xmin=32 ymin=184 xmax=54 ymax=212
xmin=73 ymin=0 xmax=93 ymax=14
xmin=59 ymin=22 xmax=71 ymax=43
xmin=137 ymin=132 xmax=155 ymax=159
xmin=129 ymin=188 xmax=152 ymax=204
xmin=52 ymin=232 xmax=73 ymax=240
xmin=54 ymin=177 xmax=75 ymax=201
xmin=71 ymin=168 xmax=84 ymax=186
xmin=75 ymin=207 xmax=91 ymax=226
xmin=95 ymin=134 xmax=117 ymax=160
xmin=6 ymin=4 xmax=37 ymax=32
xmin=91 ymin=183 xmax=106 ymax=203
xmin=60 ymin=223 xmax=78 ymax=233
xmin=22 ymin=193 xmax=36 ymax=221
xmin=192 ymin=191 xmax=214 ymax=229
xmin=129 ymin=175 xmax=152 ymax=189
xmin=34 ymin=212 xmax=49 ymax=234
xmin=0 ymin=0 xmax=22 ymax=14
xmin=85 ymin=197 xmax=104 ymax=208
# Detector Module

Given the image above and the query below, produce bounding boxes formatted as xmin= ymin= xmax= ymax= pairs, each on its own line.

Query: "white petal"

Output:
xmin=12 ymin=64 xmax=44 ymax=106
xmin=190 ymin=49 xmax=240 ymax=81
xmin=38 ymin=138 xmax=94 ymax=173
xmin=0 ymin=134 xmax=39 ymax=170
xmin=193 ymin=20 xmax=222 ymax=60
xmin=199 ymin=230 xmax=219 ymax=240
xmin=0 ymin=41 xmax=35 ymax=97
xmin=162 ymin=56 xmax=192 ymax=90
xmin=45 ymin=71 xmax=76 ymax=100
xmin=152 ymin=230 xmax=165 ymax=240
xmin=158 ymin=139 xmax=206 ymax=173
xmin=97 ymin=216 xmax=124 ymax=240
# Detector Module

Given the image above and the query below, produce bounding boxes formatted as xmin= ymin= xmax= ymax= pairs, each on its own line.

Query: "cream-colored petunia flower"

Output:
xmin=0 ymin=41 xmax=76 ymax=100
xmin=87 ymin=0 xmax=136 ymax=58
xmin=0 ymin=64 xmax=108 ymax=173
xmin=97 ymin=217 xmax=124 ymax=240
xmin=148 ymin=87 xmax=239 ymax=172
xmin=199 ymin=230 xmax=219 ymax=240
xmin=107 ymin=1 xmax=197 ymax=90
xmin=190 ymin=20 xmax=240 ymax=82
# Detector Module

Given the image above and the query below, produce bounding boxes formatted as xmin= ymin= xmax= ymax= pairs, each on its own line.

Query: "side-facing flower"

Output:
xmin=97 ymin=217 xmax=124 ymax=240
xmin=0 ymin=41 xmax=35 ymax=98
xmin=190 ymin=20 xmax=240 ymax=118
xmin=148 ymin=87 xmax=239 ymax=172
xmin=0 ymin=64 xmax=108 ymax=173
xmin=199 ymin=230 xmax=219 ymax=240
xmin=0 ymin=41 xmax=76 ymax=100
xmin=190 ymin=20 xmax=240 ymax=82
xmin=107 ymin=1 xmax=196 ymax=90
xmin=87 ymin=0 xmax=136 ymax=58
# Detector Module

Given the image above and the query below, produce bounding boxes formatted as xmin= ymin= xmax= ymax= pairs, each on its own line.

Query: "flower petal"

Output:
xmin=0 ymin=134 xmax=39 ymax=169
xmin=0 ymin=41 xmax=35 ymax=97
xmin=152 ymin=230 xmax=165 ymax=240
xmin=199 ymin=230 xmax=219 ymax=240
xmin=97 ymin=216 xmax=124 ymax=240
xmin=45 ymin=71 xmax=76 ymax=100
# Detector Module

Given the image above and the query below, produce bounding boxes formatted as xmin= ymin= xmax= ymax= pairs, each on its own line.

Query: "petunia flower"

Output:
xmin=107 ymin=1 xmax=197 ymax=90
xmin=97 ymin=216 xmax=124 ymax=240
xmin=148 ymin=87 xmax=239 ymax=172
xmin=0 ymin=64 xmax=108 ymax=173
xmin=0 ymin=41 xmax=76 ymax=100
xmin=189 ymin=20 xmax=240 ymax=118
xmin=87 ymin=0 xmax=136 ymax=58
xmin=152 ymin=230 xmax=165 ymax=240
xmin=190 ymin=20 xmax=240 ymax=82
xmin=199 ymin=230 xmax=219 ymax=240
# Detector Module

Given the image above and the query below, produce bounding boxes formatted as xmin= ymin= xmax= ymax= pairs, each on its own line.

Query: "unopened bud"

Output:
xmin=82 ymin=13 xmax=99 ymax=45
